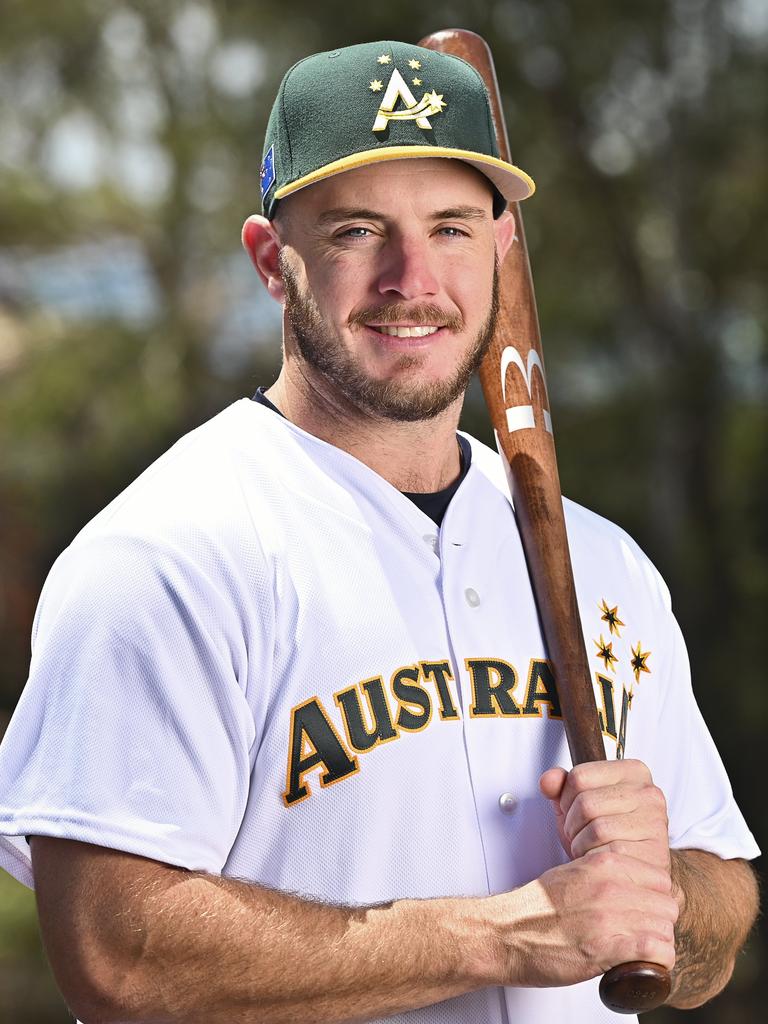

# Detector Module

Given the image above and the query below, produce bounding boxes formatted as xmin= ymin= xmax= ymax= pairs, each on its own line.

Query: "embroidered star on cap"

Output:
xmin=425 ymin=90 xmax=446 ymax=112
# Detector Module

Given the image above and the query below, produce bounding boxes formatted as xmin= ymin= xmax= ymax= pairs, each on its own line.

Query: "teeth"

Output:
xmin=372 ymin=325 xmax=440 ymax=338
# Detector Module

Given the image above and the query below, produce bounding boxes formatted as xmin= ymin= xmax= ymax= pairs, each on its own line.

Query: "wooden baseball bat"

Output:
xmin=418 ymin=29 xmax=671 ymax=1014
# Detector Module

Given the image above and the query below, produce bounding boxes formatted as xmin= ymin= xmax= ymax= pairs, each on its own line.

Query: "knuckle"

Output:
xmin=573 ymin=790 xmax=595 ymax=818
xmin=590 ymin=817 xmax=613 ymax=845
xmin=648 ymin=785 xmax=668 ymax=811
xmin=650 ymin=892 xmax=678 ymax=923
xmin=658 ymin=869 xmax=674 ymax=895
xmin=593 ymin=879 xmax=619 ymax=902
xmin=568 ymin=765 xmax=590 ymax=793
xmin=666 ymin=895 xmax=681 ymax=923
xmin=626 ymin=758 xmax=652 ymax=782
xmin=610 ymin=840 xmax=635 ymax=859
xmin=649 ymin=867 xmax=673 ymax=895
xmin=588 ymin=850 xmax=617 ymax=872
xmin=569 ymin=770 xmax=585 ymax=794
xmin=636 ymin=933 xmax=665 ymax=965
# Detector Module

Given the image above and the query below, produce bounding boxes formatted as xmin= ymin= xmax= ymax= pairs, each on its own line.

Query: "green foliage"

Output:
xmin=0 ymin=871 xmax=39 ymax=958
xmin=0 ymin=873 xmax=68 ymax=1022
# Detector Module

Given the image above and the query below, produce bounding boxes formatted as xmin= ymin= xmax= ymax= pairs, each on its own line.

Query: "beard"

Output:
xmin=279 ymin=251 xmax=500 ymax=423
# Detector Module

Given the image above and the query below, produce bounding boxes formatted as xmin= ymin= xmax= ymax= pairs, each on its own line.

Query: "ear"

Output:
xmin=493 ymin=209 xmax=517 ymax=263
xmin=241 ymin=215 xmax=285 ymax=302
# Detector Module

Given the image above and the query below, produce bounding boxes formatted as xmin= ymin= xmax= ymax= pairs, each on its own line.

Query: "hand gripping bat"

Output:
xmin=418 ymin=29 xmax=671 ymax=1015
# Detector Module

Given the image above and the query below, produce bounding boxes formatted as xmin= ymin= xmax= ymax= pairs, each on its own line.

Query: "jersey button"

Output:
xmin=423 ymin=533 xmax=439 ymax=554
xmin=464 ymin=587 xmax=480 ymax=607
xmin=498 ymin=792 xmax=516 ymax=814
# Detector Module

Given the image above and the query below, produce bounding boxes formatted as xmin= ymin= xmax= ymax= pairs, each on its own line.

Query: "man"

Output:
xmin=0 ymin=40 xmax=759 ymax=1024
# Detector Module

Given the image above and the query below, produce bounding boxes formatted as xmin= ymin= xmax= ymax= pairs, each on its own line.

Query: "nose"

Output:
xmin=375 ymin=234 xmax=440 ymax=300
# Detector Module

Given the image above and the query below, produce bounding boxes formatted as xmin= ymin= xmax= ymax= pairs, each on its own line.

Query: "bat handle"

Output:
xmin=599 ymin=961 xmax=671 ymax=1014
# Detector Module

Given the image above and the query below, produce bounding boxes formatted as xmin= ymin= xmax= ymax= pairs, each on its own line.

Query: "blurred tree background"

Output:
xmin=0 ymin=0 xmax=765 ymax=1020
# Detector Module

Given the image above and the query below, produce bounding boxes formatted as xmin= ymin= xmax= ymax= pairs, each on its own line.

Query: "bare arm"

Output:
xmin=32 ymin=838 xmax=485 ymax=1024
xmin=31 ymin=836 xmax=676 ymax=1024
xmin=667 ymin=850 xmax=759 ymax=1009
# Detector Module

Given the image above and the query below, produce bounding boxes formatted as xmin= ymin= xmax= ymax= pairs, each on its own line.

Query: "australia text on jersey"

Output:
xmin=283 ymin=658 xmax=633 ymax=806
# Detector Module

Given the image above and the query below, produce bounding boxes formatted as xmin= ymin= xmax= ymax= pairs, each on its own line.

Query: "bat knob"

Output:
xmin=599 ymin=961 xmax=671 ymax=1014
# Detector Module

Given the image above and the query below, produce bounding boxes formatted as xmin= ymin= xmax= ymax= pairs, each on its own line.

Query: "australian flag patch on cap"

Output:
xmin=260 ymin=144 xmax=276 ymax=200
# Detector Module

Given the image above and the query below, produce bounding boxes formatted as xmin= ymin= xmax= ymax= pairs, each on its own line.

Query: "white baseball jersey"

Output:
xmin=0 ymin=398 xmax=759 ymax=1023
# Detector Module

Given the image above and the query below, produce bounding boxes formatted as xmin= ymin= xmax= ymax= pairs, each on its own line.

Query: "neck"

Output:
xmin=266 ymin=362 xmax=465 ymax=493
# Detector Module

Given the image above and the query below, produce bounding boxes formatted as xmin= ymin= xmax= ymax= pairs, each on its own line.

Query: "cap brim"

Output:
xmin=273 ymin=145 xmax=535 ymax=206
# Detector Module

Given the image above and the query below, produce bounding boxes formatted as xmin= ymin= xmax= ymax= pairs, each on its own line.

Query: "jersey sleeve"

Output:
xmin=649 ymin=607 xmax=759 ymax=861
xmin=0 ymin=531 xmax=259 ymax=888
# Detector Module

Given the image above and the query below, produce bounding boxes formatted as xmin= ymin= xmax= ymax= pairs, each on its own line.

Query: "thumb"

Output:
xmin=539 ymin=767 xmax=572 ymax=858
xmin=539 ymin=766 xmax=568 ymax=803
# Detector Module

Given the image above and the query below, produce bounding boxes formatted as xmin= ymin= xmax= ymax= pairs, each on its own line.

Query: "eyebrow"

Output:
xmin=315 ymin=205 xmax=489 ymax=226
xmin=431 ymin=206 xmax=489 ymax=221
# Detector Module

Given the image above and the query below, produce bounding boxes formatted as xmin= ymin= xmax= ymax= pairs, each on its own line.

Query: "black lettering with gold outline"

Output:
xmin=391 ymin=665 xmax=433 ymax=733
xmin=467 ymin=658 xmax=522 ymax=717
xmin=521 ymin=659 xmax=562 ymax=718
xmin=283 ymin=697 xmax=359 ymax=807
xmin=335 ymin=676 xmax=398 ymax=752
xmin=420 ymin=660 xmax=460 ymax=720
xmin=596 ymin=673 xmax=618 ymax=740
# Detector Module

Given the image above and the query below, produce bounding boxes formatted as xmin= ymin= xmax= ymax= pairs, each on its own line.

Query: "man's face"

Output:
xmin=273 ymin=159 xmax=511 ymax=422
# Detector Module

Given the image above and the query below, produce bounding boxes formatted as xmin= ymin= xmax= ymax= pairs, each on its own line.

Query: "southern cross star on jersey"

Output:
xmin=599 ymin=598 xmax=625 ymax=636
xmin=594 ymin=633 xmax=618 ymax=672
xmin=631 ymin=642 xmax=652 ymax=682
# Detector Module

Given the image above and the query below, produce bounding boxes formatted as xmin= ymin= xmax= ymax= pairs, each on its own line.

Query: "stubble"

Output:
xmin=279 ymin=251 xmax=500 ymax=423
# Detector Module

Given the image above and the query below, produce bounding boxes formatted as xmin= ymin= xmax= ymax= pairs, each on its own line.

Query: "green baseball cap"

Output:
xmin=260 ymin=40 xmax=535 ymax=219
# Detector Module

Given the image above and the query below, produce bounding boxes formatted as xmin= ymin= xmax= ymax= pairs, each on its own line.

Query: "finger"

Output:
xmin=599 ymin=911 xmax=677 ymax=973
xmin=564 ymin=788 xmax=669 ymax=854
xmin=583 ymin=844 xmax=673 ymax=889
xmin=562 ymin=783 xmax=646 ymax=844
xmin=558 ymin=760 xmax=653 ymax=819
xmin=583 ymin=837 xmax=671 ymax=864
xmin=539 ymin=767 xmax=568 ymax=802
xmin=570 ymin=812 xmax=669 ymax=860
xmin=539 ymin=768 xmax=571 ymax=855
xmin=583 ymin=849 xmax=673 ymax=890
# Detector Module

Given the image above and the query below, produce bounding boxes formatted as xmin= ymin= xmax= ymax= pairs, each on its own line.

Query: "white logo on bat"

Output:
xmin=499 ymin=344 xmax=553 ymax=434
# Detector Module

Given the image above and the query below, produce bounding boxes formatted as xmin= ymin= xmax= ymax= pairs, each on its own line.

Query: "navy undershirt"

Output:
xmin=251 ymin=388 xmax=471 ymax=527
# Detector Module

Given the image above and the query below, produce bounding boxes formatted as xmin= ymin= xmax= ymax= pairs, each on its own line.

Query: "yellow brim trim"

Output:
xmin=273 ymin=145 xmax=535 ymax=204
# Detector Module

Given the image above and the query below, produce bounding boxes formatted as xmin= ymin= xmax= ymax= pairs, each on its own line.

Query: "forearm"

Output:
xmin=119 ymin=876 xmax=496 ymax=1024
xmin=34 ymin=844 xmax=497 ymax=1024
xmin=33 ymin=837 xmax=679 ymax=1022
xmin=667 ymin=849 xmax=759 ymax=1009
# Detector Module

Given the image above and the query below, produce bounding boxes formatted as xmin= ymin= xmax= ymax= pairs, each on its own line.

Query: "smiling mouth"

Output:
xmin=367 ymin=325 xmax=441 ymax=338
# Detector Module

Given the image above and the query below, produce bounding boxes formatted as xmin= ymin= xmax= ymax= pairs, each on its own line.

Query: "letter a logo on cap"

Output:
xmin=372 ymin=67 xmax=447 ymax=132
